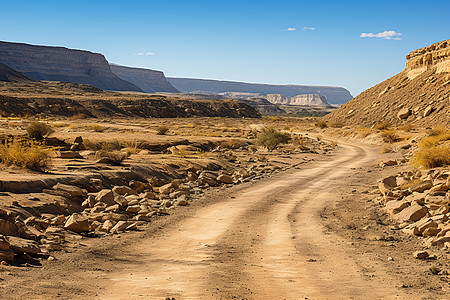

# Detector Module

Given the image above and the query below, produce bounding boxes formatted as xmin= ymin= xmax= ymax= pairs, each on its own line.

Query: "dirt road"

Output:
xmin=87 ymin=141 xmax=407 ymax=299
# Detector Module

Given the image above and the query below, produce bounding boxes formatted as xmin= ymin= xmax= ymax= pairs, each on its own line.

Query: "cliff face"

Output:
xmin=405 ymin=40 xmax=450 ymax=79
xmin=0 ymin=41 xmax=141 ymax=92
xmin=110 ymin=64 xmax=179 ymax=93
xmin=168 ymin=77 xmax=353 ymax=105
xmin=266 ymin=93 xmax=331 ymax=106
xmin=324 ymin=39 xmax=450 ymax=127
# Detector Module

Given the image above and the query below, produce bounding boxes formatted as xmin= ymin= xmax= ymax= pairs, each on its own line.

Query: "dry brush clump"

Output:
xmin=256 ymin=127 xmax=291 ymax=151
xmin=26 ymin=121 xmax=54 ymax=141
xmin=411 ymin=127 xmax=450 ymax=168
xmin=0 ymin=138 xmax=50 ymax=171
xmin=156 ymin=125 xmax=169 ymax=135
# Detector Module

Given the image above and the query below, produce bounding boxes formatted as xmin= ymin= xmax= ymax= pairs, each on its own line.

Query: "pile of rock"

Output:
xmin=376 ymin=167 xmax=450 ymax=248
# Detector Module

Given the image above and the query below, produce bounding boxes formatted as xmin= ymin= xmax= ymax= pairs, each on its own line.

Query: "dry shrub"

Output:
xmin=315 ymin=120 xmax=328 ymax=129
xmin=68 ymin=114 xmax=87 ymax=120
xmin=96 ymin=150 xmax=129 ymax=165
xmin=26 ymin=122 xmax=54 ymax=141
xmin=411 ymin=146 xmax=450 ymax=169
xmin=256 ymin=127 xmax=291 ymax=151
xmin=156 ymin=125 xmax=169 ymax=135
xmin=418 ymin=127 xmax=450 ymax=149
xmin=0 ymin=138 xmax=50 ymax=171
xmin=375 ymin=122 xmax=390 ymax=130
xmin=122 ymin=140 xmax=141 ymax=154
xmin=380 ymin=130 xmax=399 ymax=143
xmin=329 ymin=122 xmax=344 ymax=128
xmin=83 ymin=139 xmax=102 ymax=151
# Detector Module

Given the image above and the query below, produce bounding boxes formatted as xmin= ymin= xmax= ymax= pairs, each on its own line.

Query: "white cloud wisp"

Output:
xmin=302 ymin=26 xmax=316 ymax=31
xmin=135 ymin=52 xmax=154 ymax=56
xmin=360 ymin=30 xmax=402 ymax=40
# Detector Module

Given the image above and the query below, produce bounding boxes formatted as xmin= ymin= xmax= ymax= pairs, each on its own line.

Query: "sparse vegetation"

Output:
xmin=375 ymin=122 xmax=390 ymax=131
xmin=220 ymin=139 xmax=247 ymax=149
xmin=0 ymin=138 xmax=50 ymax=171
xmin=26 ymin=121 xmax=54 ymax=141
xmin=380 ymin=130 xmax=399 ymax=143
xmin=156 ymin=125 xmax=169 ymax=135
xmin=256 ymin=127 xmax=291 ymax=151
xmin=88 ymin=124 xmax=105 ymax=132
xmin=411 ymin=145 xmax=450 ymax=168
xmin=315 ymin=120 xmax=328 ymax=129
xmin=96 ymin=150 xmax=129 ymax=165
xmin=399 ymin=123 xmax=413 ymax=132
xmin=418 ymin=127 xmax=450 ymax=148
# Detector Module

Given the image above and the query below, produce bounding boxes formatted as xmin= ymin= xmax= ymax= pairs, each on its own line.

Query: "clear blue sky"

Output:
xmin=1 ymin=0 xmax=449 ymax=96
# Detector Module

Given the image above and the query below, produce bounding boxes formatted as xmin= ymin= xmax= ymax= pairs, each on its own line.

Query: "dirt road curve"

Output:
xmin=94 ymin=141 xmax=406 ymax=299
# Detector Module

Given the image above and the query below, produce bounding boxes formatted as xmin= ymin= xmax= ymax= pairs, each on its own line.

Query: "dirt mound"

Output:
xmin=0 ymin=62 xmax=33 ymax=82
xmin=324 ymin=40 xmax=450 ymax=128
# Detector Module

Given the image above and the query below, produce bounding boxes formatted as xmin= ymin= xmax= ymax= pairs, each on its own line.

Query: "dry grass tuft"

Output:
xmin=380 ymin=130 xmax=399 ymax=143
xmin=411 ymin=146 xmax=450 ymax=169
xmin=256 ymin=127 xmax=291 ymax=151
xmin=315 ymin=120 xmax=328 ymax=129
xmin=0 ymin=138 xmax=50 ymax=171
xmin=375 ymin=122 xmax=390 ymax=130
xmin=418 ymin=127 xmax=450 ymax=149
xmin=156 ymin=125 xmax=169 ymax=135
xmin=26 ymin=121 xmax=54 ymax=141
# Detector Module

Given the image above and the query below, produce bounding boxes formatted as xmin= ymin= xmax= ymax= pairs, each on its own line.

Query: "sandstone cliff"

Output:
xmin=168 ymin=77 xmax=353 ymax=105
xmin=0 ymin=62 xmax=33 ymax=82
xmin=110 ymin=64 xmax=179 ymax=93
xmin=324 ymin=39 xmax=450 ymax=127
xmin=266 ymin=93 xmax=331 ymax=106
xmin=0 ymin=41 xmax=141 ymax=92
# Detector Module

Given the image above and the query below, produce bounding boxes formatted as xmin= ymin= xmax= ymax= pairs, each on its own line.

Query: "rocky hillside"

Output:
xmin=168 ymin=77 xmax=353 ymax=105
xmin=110 ymin=64 xmax=179 ymax=93
xmin=324 ymin=40 xmax=450 ymax=127
xmin=0 ymin=62 xmax=33 ymax=82
xmin=266 ymin=93 xmax=331 ymax=106
xmin=0 ymin=81 xmax=260 ymax=118
xmin=0 ymin=41 xmax=141 ymax=92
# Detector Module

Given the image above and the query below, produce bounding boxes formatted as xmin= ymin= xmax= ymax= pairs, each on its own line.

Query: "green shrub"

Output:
xmin=26 ymin=122 xmax=54 ymax=141
xmin=256 ymin=127 xmax=291 ymax=151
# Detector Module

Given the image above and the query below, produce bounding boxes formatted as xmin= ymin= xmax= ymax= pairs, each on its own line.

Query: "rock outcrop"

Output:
xmin=324 ymin=39 xmax=450 ymax=127
xmin=168 ymin=77 xmax=353 ymax=105
xmin=0 ymin=62 xmax=33 ymax=82
xmin=110 ymin=64 xmax=179 ymax=93
xmin=405 ymin=40 xmax=450 ymax=79
xmin=0 ymin=41 xmax=141 ymax=92
xmin=266 ymin=93 xmax=331 ymax=106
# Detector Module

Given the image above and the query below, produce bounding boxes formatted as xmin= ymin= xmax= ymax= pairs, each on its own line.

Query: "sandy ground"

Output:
xmin=1 ymin=139 xmax=449 ymax=299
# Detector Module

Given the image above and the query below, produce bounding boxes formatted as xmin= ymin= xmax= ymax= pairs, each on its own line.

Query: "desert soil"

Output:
xmin=1 ymin=139 xmax=449 ymax=299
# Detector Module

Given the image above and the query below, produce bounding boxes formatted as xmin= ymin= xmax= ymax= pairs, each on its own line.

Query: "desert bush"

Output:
xmin=122 ymin=140 xmax=141 ymax=155
xmin=26 ymin=121 xmax=54 ymax=141
xmin=418 ymin=127 xmax=450 ymax=149
xmin=411 ymin=146 xmax=450 ymax=169
xmin=380 ymin=130 xmax=399 ymax=143
xmin=315 ymin=120 xmax=328 ymax=129
xmin=96 ymin=150 xmax=129 ymax=165
xmin=375 ymin=122 xmax=390 ymax=130
xmin=0 ymin=138 xmax=50 ymax=171
xmin=156 ymin=125 xmax=169 ymax=135
xmin=256 ymin=127 xmax=291 ymax=151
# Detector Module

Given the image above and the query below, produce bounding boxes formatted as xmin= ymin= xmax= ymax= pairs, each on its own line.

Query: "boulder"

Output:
xmin=378 ymin=176 xmax=397 ymax=196
xmin=6 ymin=236 xmax=40 ymax=254
xmin=64 ymin=213 xmax=90 ymax=233
xmin=393 ymin=204 xmax=428 ymax=223
xmin=397 ymin=108 xmax=411 ymax=119
xmin=95 ymin=189 xmax=115 ymax=207
xmin=409 ymin=180 xmax=433 ymax=193
xmin=0 ymin=236 xmax=14 ymax=262
xmin=112 ymin=186 xmax=137 ymax=196
xmin=110 ymin=221 xmax=128 ymax=233
xmin=413 ymin=250 xmax=429 ymax=259
xmin=217 ymin=174 xmax=233 ymax=184
xmin=0 ymin=219 xmax=19 ymax=236
xmin=100 ymin=220 xmax=116 ymax=232
xmin=423 ymin=227 xmax=441 ymax=237
xmin=53 ymin=183 xmax=87 ymax=197
xmin=423 ymin=105 xmax=433 ymax=117
xmin=385 ymin=200 xmax=408 ymax=214
xmin=126 ymin=205 xmax=140 ymax=213
xmin=129 ymin=180 xmax=147 ymax=193
xmin=159 ymin=183 xmax=176 ymax=195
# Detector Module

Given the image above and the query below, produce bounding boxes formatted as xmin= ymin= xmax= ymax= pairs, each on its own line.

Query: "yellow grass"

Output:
xmin=0 ymin=138 xmax=50 ymax=171
xmin=411 ymin=145 xmax=450 ymax=169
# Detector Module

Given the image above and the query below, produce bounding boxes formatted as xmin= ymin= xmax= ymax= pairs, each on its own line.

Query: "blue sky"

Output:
xmin=1 ymin=0 xmax=449 ymax=96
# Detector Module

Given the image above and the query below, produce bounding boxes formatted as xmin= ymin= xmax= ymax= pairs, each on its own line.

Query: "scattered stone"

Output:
xmin=6 ymin=236 xmax=40 ymax=254
xmin=95 ymin=189 xmax=115 ymax=207
xmin=217 ymin=174 xmax=233 ymax=184
xmin=64 ymin=213 xmax=90 ymax=233
xmin=393 ymin=204 xmax=428 ymax=223
xmin=110 ymin=221 xmax=128 ymax=233
xmin=112 ymin=186 xmax=137 ymax=196
xmin=413 ymin=250 xmax=429 ymax=259
xmin=397 ymin=108 xmax=411 ymax=119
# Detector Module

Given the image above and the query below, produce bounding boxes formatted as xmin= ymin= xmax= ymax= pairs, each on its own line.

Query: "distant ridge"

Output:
xmin=0 ymin=41 xmax=142 ymax=92
xmin=168 ymin=77 xmax=353 ymax=105
xmin=110 ymin=64 xmax=179 ymax=93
